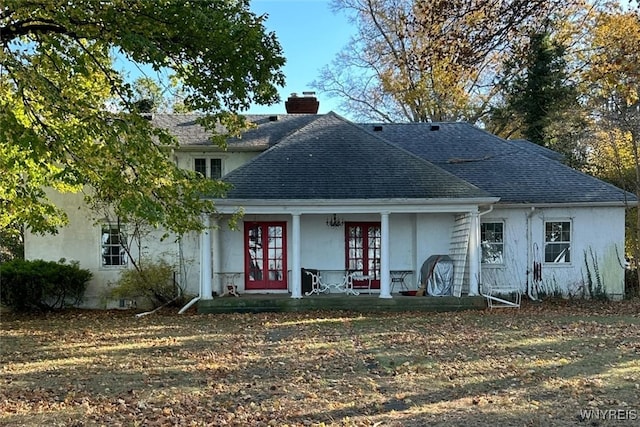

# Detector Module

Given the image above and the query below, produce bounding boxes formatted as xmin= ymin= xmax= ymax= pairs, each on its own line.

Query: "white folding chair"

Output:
xmin=481 ymin=283 xmax=522 ymax=309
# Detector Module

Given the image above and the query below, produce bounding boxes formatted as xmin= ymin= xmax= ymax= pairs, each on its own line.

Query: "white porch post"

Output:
xmin=211 ymin=217 xmax=222 ymax=296
xmin=379 ymin=212 xmax=392 ymax=298
xmin=468 ymin=209 xmax=480 ymax=296
xmin=200 ymin=213 xmax=213 ymax=300
xmin=291 ymin=213 xmax=302 ymax=298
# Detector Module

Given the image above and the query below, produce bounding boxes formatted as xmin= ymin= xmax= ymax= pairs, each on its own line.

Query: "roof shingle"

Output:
xmin=222 ymin=113 xmax=490 ymax=200
xmin=151 ymin=113 xmax=322 ymax=149
xmin=362 ymin=122 xmax=634 ymax=204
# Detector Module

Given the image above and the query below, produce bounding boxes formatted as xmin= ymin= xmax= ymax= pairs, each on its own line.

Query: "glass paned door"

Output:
xmin=346 ymin=222 xmax=381 ymax=288
xmin=245 ymin=222 xmax=287 ymax=290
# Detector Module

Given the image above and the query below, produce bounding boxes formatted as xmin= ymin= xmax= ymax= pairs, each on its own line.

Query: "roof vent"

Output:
xmin=285 ymin=91 xmax=319 ymax=114
xmin=373 ymin=125 xmax=383 ymax=132
xmin=268 ymin=115 xmax=279 ymax=122
xmin=430 ymin=124 xmax=440 ymax=131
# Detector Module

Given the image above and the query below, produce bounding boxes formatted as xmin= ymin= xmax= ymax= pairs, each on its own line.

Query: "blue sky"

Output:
xmin=114 ymin=0 xmax=353 ymax=116
xmin=246 ymin=0 xmax=353 ymax=116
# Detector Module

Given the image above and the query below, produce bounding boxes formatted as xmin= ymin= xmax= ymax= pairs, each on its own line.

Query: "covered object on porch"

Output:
xmin=419 ymin=255 xmax=454 ymax=296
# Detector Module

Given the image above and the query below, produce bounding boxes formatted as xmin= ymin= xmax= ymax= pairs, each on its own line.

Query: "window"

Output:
xmin=545 ymin=221 xmax=571 ymax=263
xmin=345 ymin=222 xmax=381 ymax=285
xmin=195 ymin=158 xmax=222 ymax=179
xmin=481 ymin=222 xmax=504 ymax=264
xmin=101 ymin=224 xmax=127 ymax=267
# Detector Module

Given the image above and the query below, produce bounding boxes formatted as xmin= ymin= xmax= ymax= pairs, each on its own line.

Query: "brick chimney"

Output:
xmin=285 ymin=91 xmax=319 ymax=114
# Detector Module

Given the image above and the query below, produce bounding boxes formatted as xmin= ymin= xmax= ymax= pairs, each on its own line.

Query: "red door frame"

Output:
xmin=244 ymin=222 xmax=288 ymax=290
xmin=345 ymin=222 xmax=381 ymax=289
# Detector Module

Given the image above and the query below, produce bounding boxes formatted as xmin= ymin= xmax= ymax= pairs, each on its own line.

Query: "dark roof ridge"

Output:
xmin=360 ymin=120 xmax=463 ymax=125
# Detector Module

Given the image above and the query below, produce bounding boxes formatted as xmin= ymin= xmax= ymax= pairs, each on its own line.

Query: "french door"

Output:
xmin=345 ymin=222 xmax=381 ymax=288
xmin=244 ymin=222 xmax=287 ymax=290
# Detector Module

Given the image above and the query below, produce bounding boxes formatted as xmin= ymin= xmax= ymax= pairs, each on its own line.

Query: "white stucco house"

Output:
xmin=24 ymin=94 xmax=636 ymax=308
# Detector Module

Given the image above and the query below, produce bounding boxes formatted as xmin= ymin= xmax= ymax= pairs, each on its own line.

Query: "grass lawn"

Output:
xmin=1 ymin=299 xmax=640 ymax=426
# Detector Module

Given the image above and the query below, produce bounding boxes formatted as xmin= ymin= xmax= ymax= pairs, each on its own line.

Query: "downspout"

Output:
xmin=526 ymin=207 xmax=538 ymax=301
xmin=178 ymin=295 xmax=200 ymax=314
xmin=476 ymin=205 xmax=494 ymax=294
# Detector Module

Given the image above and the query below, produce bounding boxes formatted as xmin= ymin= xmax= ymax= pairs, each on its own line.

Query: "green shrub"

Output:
xmin=0 ymin=259 xmax=92 ymax=311
xmin=110 ymin=259 xmax=183 ymax=308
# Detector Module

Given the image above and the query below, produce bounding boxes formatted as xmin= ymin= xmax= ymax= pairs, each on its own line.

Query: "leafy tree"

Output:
xmin=0 ymin=224 xmax=24 ymax=262
xmin=491 ymin=29 xmax=570 ymax=144
xmin=487 ymin=24 xmax=588 ymax=167
xmin=1 ymin=0 xmax=285 ymax=237
xmin=314 ymin=0 xmax=572 ymax=123
xmin=131 ymin=77 xmax=167 ymax=114
xmin=583 ymin=7 xmax=640 ymax=276
xmin=130 ymin=76 xmax=193 ymax=114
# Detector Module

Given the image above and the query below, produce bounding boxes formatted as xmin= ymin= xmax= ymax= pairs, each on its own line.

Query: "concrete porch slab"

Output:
xmin=197 ymin=294 xmax=486 ymax=314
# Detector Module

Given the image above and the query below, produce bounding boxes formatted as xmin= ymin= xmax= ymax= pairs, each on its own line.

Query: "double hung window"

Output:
xmin=545 ymin=221 xmax=571 ymax=263
xmin=481 ymin=222 xmax=504 ymax=264
xmin=194 ymin=158 xmax=222 ymax=179
xmin=101 ymin=224 xmax=127 ymax=267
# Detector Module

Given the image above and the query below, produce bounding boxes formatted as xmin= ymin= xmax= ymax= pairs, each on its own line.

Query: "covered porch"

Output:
xmin=194 ymin=198 xmax=499 ymax=310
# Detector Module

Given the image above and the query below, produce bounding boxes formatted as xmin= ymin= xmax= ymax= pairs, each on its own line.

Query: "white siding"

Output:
xmin=25 ymin=189 xmax=628 ymax=306
xmin=481 ymin=206 xmax=626 ymax=299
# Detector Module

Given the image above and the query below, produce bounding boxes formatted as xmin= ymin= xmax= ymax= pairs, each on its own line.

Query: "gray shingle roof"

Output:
xmin=222 ymin=113 xmax=490 ymax=200
xmin=360 ymin=122 xmax=634 ymax=204
xmin=151 ymin=113 xmax=322 ymax=149
xmin=509 ymin=139 xmax=564 ymax=162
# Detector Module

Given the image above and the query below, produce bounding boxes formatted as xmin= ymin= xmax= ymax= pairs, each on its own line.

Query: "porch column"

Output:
xmin=468 ymin=210 xmax=480 ymax=296
xmin=379 ymin=212 xmax=392 ymax=298
xmin=291 ymin=213 xmax=302 ymax=298
xmin=211 ymin=217 xmax=222 ymax=296
xmin=200 ymin=213 xmax=213 ymax=300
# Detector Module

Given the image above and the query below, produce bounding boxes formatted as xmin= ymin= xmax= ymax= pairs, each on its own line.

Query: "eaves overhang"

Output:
xmin=175 ymin=144 xmax=268 ymax=152
xmin=495 ymin=200 xmax=638 ymax=209
xmin=211 ymin=197 xmax=500 ymax=215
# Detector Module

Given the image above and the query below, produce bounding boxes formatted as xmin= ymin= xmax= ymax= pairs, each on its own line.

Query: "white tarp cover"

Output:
xmin=420 ymin=255 xmax=454 ymax=296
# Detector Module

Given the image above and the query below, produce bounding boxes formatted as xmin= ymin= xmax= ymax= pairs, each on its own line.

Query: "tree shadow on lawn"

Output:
xmin=286 ymin=338 xmax=638 ymax=426
xmin=1 ymin=307 xmax=639 ymax=426
xmin=316 ymin=311 xmax=640 ymax=426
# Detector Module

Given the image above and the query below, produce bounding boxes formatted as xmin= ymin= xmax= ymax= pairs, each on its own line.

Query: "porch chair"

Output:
xmin=350 ymin=271 xmax=373 ymax=294
xmin=481 ymin=283 xmax=522 ymax=309
xmin=304 ymin=270 xmax=329 ymax=296
xmin=221 ymin=283 xmax=239 ymax=297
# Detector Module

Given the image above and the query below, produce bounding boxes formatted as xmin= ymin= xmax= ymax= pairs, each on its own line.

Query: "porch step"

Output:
xmin=197 ymin=295 xmax=486 ymax=314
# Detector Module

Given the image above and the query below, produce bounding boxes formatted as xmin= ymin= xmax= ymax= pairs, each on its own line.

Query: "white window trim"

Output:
xmin=99 ymin=223 xmax=129 ymax=269
xmin=543 ymin=219 xmax=572 ymax=265
xmin=193 ymin=156 xmax=224 ymax=179
xmin=481 ymin=220 xmax=505 ymax=266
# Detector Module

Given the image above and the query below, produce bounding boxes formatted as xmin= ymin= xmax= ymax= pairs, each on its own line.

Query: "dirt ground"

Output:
xmin=1 ymin=299 xmax=639 ymax=426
